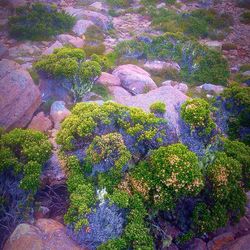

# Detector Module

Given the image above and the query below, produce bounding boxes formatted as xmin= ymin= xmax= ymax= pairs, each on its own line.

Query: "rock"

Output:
xmin=90 ymin=2 xmax=107 ymax=11
xmin=112 ymin=64 xmax=157 ymax=95
xmin=224 ymin=234 xmax=250 ymax=250
xmin=96 ymin=72 xmax=121 ymax=87
xmin=9 ymin=43 xmax=41 ymax=58
xmin=108 ymin=86 xmax=132 ymax=103
xmin=50 ymin=101 xmax=71 ymax=129
xmin=82 ymin=92 xmax=103 ymax=102
xmin=207 ymin=232 xmax=234 ymax=250
xmin=203 ymin=41 xmax=222 ymax=51
xmin=157 ymin=3 xmax=166 ymax=8
xmin=0 ymin=59 xmax=41 ymax=130
xmin=144 ymin=60 xmax=181 ymax=73
xmin=64 ymin=7 xmax=110 ymax=30
xmin=28 ymin=112 xmax=53 ymax=133
xmin=114 ymin=85 xmax=187 ymax=140
xmin=41 ymin=152 xmax=66 ymax=186
xmin=4 ymin=219 xmax=84 ymax=250
xmin=187 ymin=238 xmax=207 ymax=250
xmin=72 ymin=19 xmax=95 ymax=36
xmin=57 ymin=34 xmax=84 ymax=48
xmin=3 ymin=224 xmax=43 ymax=250
xmin=7 ymin=0 xmax=27 ymax=8
xmin=196 ymin=83 xmax=225 ymax=95
xmin=164 ymin=243 xmax=179 ymax=250
xmin=162 ymin=80 xmax=188 ymax=93
xmin=42 ymin=41 xmax=63 ymax=55
xmin=0 ymin=42 xmax=8 ymax=58
xmin=242 ymin=71 xmax=250 ymax=77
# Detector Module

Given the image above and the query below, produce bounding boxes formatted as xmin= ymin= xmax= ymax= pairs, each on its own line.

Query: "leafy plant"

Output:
xmin=150 ymin=101 xmax=166 ymax=114
xmin=181 ymin=98 xmax=216 ymax=135
xmin=8 ymin=3 xmax=75 ymax=40
xmin=35 ymin=47 xmax=105 ymax=101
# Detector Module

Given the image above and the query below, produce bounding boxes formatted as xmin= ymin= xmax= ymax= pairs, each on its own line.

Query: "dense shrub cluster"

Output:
xmin=56 ymin=101 xmax=248 ymax=248
xmin=150 ymin=101 xmax=166 ymax=115
xmin=181 ymin=98 xmax=216 ymax=135
xmin=0 ymin=129 xmax=51 ymax=248
xmin=222 ymin=84 xmax=250 ymax=145
xmin=8 ymin=3 xmax=75 ymax=41
xmin=149 ymin=8 xmax=232 ymax=40
xmin=0 ymin=128 xmax=51 ymax=192
xmin=35 ymin=47 xmax=112 ymax=101
xmin=116 ymin=33 xmax=229 ymax=84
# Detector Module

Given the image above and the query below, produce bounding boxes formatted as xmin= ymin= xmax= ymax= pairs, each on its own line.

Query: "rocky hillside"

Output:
xmin=0 ymin=0 xmax=250 ymax=250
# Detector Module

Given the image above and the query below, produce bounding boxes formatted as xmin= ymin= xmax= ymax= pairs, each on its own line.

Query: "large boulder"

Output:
xmin=162 ymin=80 xmax=189 ymax=94
xmin=207 ymin=232 xmax=234 ymax=250
xmin=114 ymin=85 xmax=188 ymax=140
xmin=112 ymin=64 xmax=157 ymax=95
xmin=196 ymin=83 xmax=225 ymax=95
xmin=3 ymin=219 xmax=85 ymax=250
xmin=0 ymin=59 xmax=41 ymax=130
xmin=72 ymin=19 xmax=95 ymax=36
xmin=64 ymin=7 xmax=110 ymax=30
xmin=224 ymin=234 xmax=250 ymax=250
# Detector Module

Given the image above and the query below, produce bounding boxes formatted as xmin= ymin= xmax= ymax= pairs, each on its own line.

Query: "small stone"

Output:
xmin=42 ymin=41 xmax=63 ymax=55
xmin=28 ymin=112 xmax=53 ymax=133
xmin=50 ymin=101 xmax=71 ymax=129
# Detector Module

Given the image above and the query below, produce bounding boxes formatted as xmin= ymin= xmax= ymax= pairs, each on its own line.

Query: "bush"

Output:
xmin=8 ymin=3 xmax=75 ymax=41
xmin=181 ymin=98 xmax=216 ymax=135
xmin=35 ymin=47 xmax=105 ymax=101
xmin=149 ymin=8 xmax=232 ymax=39
xmin=223 ymin=138 xmax=250 ymax=189
xmin=222 ymin=84 xmax=250 ymax=145
xmin=0 ymin=128 xmax=51 ymax=192
xmin=116 ymin=33 xmax=229 ymax=85
xmin=106 ymin=0 xmax=132 ymax=7
xmin=130 ymin=144 xmax=204 ymax=211
xmin=240 ymin=11 xmax=250 ymax=24
xmin=150 ymin=101 xmax=166 ymax=114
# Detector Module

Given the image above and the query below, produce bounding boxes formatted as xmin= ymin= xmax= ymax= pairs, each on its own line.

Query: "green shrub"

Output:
xmin=8 ymin=3 xmax=75 ymax=41
xmin=240 ymin=11 xmax=250 ymax=24
xmin=35 ymin=47 xmax=103 ymax=101
xmin=181 ymin=98 xmax=216 ymax=134
xmin=116 ymin=33 xmax=229 ymax=85
xmin=106 ymin=0 xmax=132 ymax=7
xmin=222 ymin=84 xmax=250 ymax=144
xmin=150 ymin=102 xmax=166 ymax=114
xmin=223 ymin=138 xmax=250 ymax=189
xmin=130 ymin=144 xmax=204 ymax=211
xmin=0 ymin=129 xmax=51 ymax=192
xmin=149 ymin=8 xmax=232 ymax=39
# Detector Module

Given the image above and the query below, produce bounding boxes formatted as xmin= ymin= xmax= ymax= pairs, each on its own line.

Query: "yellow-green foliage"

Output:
xmin=0 ymin=129 xmax=51 ymax=192
xmin=181 ymin=98 xmax=216 ymax=134
xmin=8 ymin=3 xmax=75 ymax=41
xmin=131 ymin=144 xmax=204 ymax=210
xmin=56 ymin=101 xmax=167 ymax=151
xmin=150 ymin=101 xmax=166 ymax=114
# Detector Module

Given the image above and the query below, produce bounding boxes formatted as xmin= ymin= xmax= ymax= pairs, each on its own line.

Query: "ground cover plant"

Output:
xmin=8 ymin=3 xmax=75 ymax=41
xmin=0 ymin=128 xmax=51 ymax=248
xmin=115 ymin=33 xmax=230 ymax=85
xmin=55 ymin=101 xmax=248 ymax=249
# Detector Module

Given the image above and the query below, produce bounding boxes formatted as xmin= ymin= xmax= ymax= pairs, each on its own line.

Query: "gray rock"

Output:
xmin=50 ymin=101 xmax=71 ymax=129
xmin=197 ymin=83 xmax=225 ymax=95
xmin=144 ymin=60 xmax=180 ymax=73
xmin=112 ymin=64 xmax=157 ymax=95
xmin=42 ymin=41 xmax=63 ymax=55
xmin=72 ymin=19 xmax=95 ymax=36
xmin=56 ymin=34 xmax=84 ymax=48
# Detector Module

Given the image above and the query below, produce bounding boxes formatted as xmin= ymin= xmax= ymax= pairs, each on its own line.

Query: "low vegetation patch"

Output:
xmin=115 ymin=33 xmax=230 ymax=85
xmin=8 ymin=3 xmax=75 ymax=41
